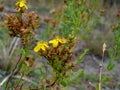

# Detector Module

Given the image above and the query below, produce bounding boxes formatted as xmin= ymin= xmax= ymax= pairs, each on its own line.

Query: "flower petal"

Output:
xmin=49 ymin=37 xmax=67 ymax=47
xmin=49 ymin=39 xmax=59 ymax=47
xmin=34 ymin=41 xmax=49 ymax=52
xmin=34 ymin=46 xmax=40 ymax=52
xmin=16 ymin=0 xmax=28 ymax=9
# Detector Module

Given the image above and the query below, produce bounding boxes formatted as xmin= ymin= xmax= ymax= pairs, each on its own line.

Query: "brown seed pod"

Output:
xmin=111 ymin=25 xmax=118 ymax=30
xmin=100 ymin=9 xmax=106 ymax=14
xmin=64 ymin=0 xmax=67 ymax=3
xmin=0 ymin=5 xmax=4 ymax=12
xmin=44 ymin=16 xmax=52 ymax=23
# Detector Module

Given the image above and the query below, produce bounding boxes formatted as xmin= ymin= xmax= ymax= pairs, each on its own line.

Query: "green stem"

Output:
xmin=99 ymin=51 xmax=104 ymax=90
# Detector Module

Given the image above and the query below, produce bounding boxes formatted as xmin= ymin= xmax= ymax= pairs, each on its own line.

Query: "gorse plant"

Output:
xmin=0 ymin=0 xmax=90 ymax=89
xmin=33 ymin=36 xmax=78 ymax=89
xmin=4 ymin=1 xmax=40 ymax=47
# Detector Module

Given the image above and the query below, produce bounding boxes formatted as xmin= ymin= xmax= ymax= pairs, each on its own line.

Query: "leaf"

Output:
xmin=107 ymin=61 xmax=115 ymax=71
xmin=78 ymin=70 xmax=84 ymax=77
xmin=62 ymin=80 xmax=67 ymax=87
xmin=17 ymin=48 xmax=25 ymax=54
xmin=102 ymin=76 xmax=110 ymax=83
xmin=76 ymin=49 xmax=89 ymax=63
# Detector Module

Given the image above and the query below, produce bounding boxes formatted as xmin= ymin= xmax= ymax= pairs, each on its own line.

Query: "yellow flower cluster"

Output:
xmin=34 ymin=41 xmax=49 ymax=52
xmin=16 ymin=0 xmax=28 ymax=9
xmin=34 ymin=37 xmax=67 ymax=52
xmin=49 ymin=37 xmax=67 ymax=47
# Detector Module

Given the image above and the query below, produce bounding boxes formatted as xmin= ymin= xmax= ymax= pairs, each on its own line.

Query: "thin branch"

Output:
xmin=0 ymin=75 xmax=38 ymax=87
xmin=14 ymin=75 xmax=38 ymax=86
xmin=99 ymin=43 xmax=106 ymax=90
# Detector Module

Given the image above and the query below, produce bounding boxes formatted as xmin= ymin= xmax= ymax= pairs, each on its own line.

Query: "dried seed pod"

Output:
xmin=0 ymin=5 xmax=4 ymax=12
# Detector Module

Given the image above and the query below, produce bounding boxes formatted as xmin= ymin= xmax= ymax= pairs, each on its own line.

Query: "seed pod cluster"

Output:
xmin=4 ymin=11 xmax=40 ymax=45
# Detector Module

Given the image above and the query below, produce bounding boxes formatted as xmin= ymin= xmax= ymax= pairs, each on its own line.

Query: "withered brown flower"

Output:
xmin=4 ymin=11 xmax=40 ymax=45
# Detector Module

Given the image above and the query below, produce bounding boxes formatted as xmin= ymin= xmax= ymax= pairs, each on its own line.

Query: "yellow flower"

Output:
xmin=49 ymin=37 xmax=67 ymax=47
xmin=16 ymin=0 xmax=28 ymax=9
xmin=34 ymin=41 xmax=49 ymax=52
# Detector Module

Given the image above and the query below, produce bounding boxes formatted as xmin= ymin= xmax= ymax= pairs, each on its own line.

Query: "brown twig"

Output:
xmin=46 ymin=78 xmax=58 ymax=88
xmin=30 ymin=78 xmax=58 ymax=90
